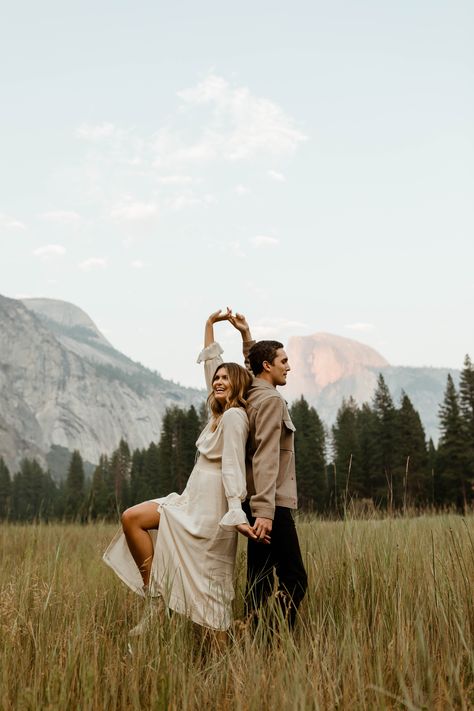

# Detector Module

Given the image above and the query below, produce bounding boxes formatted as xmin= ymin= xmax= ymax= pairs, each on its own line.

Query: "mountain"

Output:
xmin=285 ymin=333 xmax=459 ymax=442
xmin=0 ymin=295 xmax=204 ymax=475
xmin=0 ymin=296 xmax=462 ymax=476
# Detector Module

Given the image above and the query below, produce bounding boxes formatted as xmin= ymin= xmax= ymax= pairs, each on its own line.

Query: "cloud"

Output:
xmin=156 ymin=175 xmax=194 ymax=185
xmin=78 ymin=257 xmax=107 ymax=271
xmin=344 ymin=322 xmax=375 ymax=332
xmin=153 ymin=73 xmax=307 ymax=165
xmin=228 ymin=241 xmax=246 ymax=258
xmin=234 ymin=184 xmax=249 ymax=195
xmin=130 ymin=259 xmax=145 ymax=269
xmin=110 ymin=200 xmax=157 ymax=221
xmin=165 ymin=193 xmax=216 ymax=211
xmin=251 ymin=235 xmax=280 ymax=248
xmin=267 ymin=169 xmax=286 ymax=182
xmin=39 ymin=210 xmax=80 ymax=224
xmin=76 ymin=122 xmax=119 ymax=141
xmin=32 ymin=244 xmax=66 ymax=259
xmin=0 ymin=213 xmax=26 ymax=230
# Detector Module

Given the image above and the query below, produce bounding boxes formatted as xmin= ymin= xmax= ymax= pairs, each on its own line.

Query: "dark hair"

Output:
xmin=207 ymin=362 xmax=253 ymax=423
xmin=248 ymin=340 xmax=284 ymax=375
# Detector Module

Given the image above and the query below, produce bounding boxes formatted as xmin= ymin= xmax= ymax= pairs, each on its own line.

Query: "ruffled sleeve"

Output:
xmin=196 ymin=341 xmax=224 ymax=395
xmin=219 ymin=408 xmax=250 ymax=531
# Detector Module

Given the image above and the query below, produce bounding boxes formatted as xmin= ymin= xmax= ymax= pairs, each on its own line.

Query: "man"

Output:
xmin=229 ymin=314 xmax=308 ymax=628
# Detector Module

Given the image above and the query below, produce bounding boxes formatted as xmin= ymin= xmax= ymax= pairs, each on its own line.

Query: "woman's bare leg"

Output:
xmin=121 ymin=502 xmax=161 ymax=587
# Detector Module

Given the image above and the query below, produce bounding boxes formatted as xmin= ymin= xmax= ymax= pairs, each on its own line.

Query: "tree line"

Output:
xmin=0 ymin=356 xmax=472 ymax=521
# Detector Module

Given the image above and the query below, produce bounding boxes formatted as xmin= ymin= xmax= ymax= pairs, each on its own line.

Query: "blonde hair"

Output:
xmin=207 ymin=362 xmax=252 ymax=427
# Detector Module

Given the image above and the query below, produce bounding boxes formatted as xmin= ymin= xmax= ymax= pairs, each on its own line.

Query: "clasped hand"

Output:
xmin=207 ymin=308 xmax=250 ymax=337
xmin=236 ymin=518 xmax=272 ymax=545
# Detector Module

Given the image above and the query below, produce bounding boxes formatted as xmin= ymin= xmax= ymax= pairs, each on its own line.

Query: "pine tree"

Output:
xmin=372 ymin=374 xmax=398 ymax=506
xmin=0 ymin=457 xmax=11 ymax=519
xmin=396 ymin=392 xmax=429 ymax=506
xmin=356 ymin=403 xmax=379 ymax=502
xmin=88 ymin=455 xmax=112 ymax=519
xmin=129 ymin=448 xmax=151 ymax=505
xmin=332 ymin=397 xmax=364 ymax=505
xmin=109 ymin=439 xmax=131 ymax=515
xmin=144 ymin=442 xmax=161 ymax=495
xmin=459 ymin=354 xmax=474 ymax=505
xmin=65 ymin=450 xmax=85 ymax=520
xmin=427 ymin=438 xmax=437 ymax=506
xmin=11 ymin=459 xmax=56 ymax=521
xmin=290 ymin=396 xmax=327 ymax=511
xmin=438 ymin=374 xmax=468 ymax=509
xmin=157 ymin=406 xmax=200 ymax=496
xmin=198 ymin=401 xmax=209 ymax=430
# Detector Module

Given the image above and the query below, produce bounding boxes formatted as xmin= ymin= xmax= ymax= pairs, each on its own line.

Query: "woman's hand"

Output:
xmin=207 ymin=308 xmax=232 ymax=325
xmin=205 ymin=308 xmax=232 ymax=347
xmin=236 ymin=523 xmax=271 ymax=544
xmin=228 ymin=312 xmax=252 ymax=340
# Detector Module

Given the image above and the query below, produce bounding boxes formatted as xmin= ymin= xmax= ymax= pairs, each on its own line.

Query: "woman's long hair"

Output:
xmin=207 ymin=362 xmax=252 ymax=425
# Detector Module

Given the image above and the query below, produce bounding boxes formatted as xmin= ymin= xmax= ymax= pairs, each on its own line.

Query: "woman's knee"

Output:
xmin=122 ymin=502 xmax=160 ymax=531
xmin=121 ymin=506 xmax=138 ymax=529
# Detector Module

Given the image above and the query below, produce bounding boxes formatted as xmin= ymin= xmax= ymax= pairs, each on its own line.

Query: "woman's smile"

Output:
xmin=213 ymin=367 xmax=231 ymax=402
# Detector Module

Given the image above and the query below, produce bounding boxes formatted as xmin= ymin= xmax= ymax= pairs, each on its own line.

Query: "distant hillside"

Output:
xmin=0 ymin=295 xmax=204 ymax=475
xmin=0 ymin=295 xmax=463 ymax=477
xmin=285 ymin=333 xmax=459 ymax=441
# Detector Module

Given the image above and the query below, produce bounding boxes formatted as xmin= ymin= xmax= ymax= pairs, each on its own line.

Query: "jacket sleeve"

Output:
xmin=242 ymin=339 xmax=256 ymax=374
xmin=218 ymin=408 xmax=250 ymax=530
xmin=196 ymin=341 xmax=224 ymax=395
xmin=250 ymin=395 xmax=284 ymax=520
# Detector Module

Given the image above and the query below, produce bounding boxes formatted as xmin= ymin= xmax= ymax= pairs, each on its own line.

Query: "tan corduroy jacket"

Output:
xmin=243 ymin=341 xmax=298 ymax=519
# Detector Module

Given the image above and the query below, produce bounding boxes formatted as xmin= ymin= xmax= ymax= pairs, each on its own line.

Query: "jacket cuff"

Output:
xmin=250 ymin=505 xmax=275 ymax=520
xmin=196 ymin=341 xmax=224 ymax=363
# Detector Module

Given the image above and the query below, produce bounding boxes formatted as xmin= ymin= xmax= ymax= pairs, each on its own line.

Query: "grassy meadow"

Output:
xmin=0 ymin=514 xmax=473 ymax=710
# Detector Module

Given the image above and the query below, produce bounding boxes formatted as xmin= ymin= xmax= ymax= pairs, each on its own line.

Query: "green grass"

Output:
xmin=1 ymin=515 xmax=473 ymax=710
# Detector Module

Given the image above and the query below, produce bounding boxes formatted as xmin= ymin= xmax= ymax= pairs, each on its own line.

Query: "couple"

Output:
xmin=103 ymin=309 xmax=307 ymax=636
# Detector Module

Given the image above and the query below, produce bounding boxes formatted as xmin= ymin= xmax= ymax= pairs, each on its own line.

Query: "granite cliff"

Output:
xmin=285 ymin=333 xmax=459 ymax=441
xmin=0 ymin=295 xmax=204 ymax=474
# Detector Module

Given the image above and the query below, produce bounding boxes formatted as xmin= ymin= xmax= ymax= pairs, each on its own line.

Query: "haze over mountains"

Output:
xmin=0 ymin=294 xmax=459 ymax=475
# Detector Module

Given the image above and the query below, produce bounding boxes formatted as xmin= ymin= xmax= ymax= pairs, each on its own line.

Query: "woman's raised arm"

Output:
xmin=204 ymin=308 xmax=232 ymax=347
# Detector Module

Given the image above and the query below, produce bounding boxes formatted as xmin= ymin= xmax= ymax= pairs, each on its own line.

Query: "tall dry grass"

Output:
xmin=0 ymin=515 xmax=473 ymax=710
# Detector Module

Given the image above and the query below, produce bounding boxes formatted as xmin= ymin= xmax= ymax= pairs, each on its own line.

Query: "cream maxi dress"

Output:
xmin=103 ymin=342 xmax=249 ymax=630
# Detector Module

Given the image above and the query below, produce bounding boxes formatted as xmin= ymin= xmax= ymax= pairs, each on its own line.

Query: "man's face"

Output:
xmin=265 ymin=348 xmax=290 ymax=386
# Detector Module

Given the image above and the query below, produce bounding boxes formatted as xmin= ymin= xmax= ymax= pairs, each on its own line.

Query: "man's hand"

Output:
xmin=228 ymin=312 xmax=252 ymax=340
xmin=236 ymin=523 xmax=271 ymax=544
xmin=252 ymin=517 xmax=272 ymax=542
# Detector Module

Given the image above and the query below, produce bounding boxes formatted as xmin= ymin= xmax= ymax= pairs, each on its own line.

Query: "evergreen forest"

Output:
xmin=1 ymin=356 xmax=473 ymax=521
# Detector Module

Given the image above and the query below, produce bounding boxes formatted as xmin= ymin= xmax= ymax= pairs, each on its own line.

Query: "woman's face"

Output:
xmin=213 ymin=367 xmax=231 ymax=405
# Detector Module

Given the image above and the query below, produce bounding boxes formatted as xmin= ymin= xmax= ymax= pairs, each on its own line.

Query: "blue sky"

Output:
xmin=1 ymin=0 xmax=473 ymax=387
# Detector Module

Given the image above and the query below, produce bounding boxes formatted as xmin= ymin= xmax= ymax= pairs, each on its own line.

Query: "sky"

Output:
xmin=1 ymin=0 xmax=473 ymax=388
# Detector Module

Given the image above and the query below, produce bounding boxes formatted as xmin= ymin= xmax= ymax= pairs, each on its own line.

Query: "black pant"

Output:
xmin=243 ymin=501 xmax=308 ymax=628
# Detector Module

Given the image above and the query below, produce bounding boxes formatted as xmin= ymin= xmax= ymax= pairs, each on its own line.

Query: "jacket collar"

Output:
xmin=250 ymin=376 xmax=278 ymax=392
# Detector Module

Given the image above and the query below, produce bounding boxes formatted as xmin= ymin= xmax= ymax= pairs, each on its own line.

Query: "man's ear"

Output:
xmin=262 ymin=360 xmax=272 ymax=373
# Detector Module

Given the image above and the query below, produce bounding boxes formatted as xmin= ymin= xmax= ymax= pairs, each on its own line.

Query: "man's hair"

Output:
xmin=248 ymin=340 xmax=284 ymax=375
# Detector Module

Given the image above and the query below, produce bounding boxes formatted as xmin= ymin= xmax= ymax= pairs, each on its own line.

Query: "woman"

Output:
xmin=103 ymin=309 xmax=264 ymax=635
